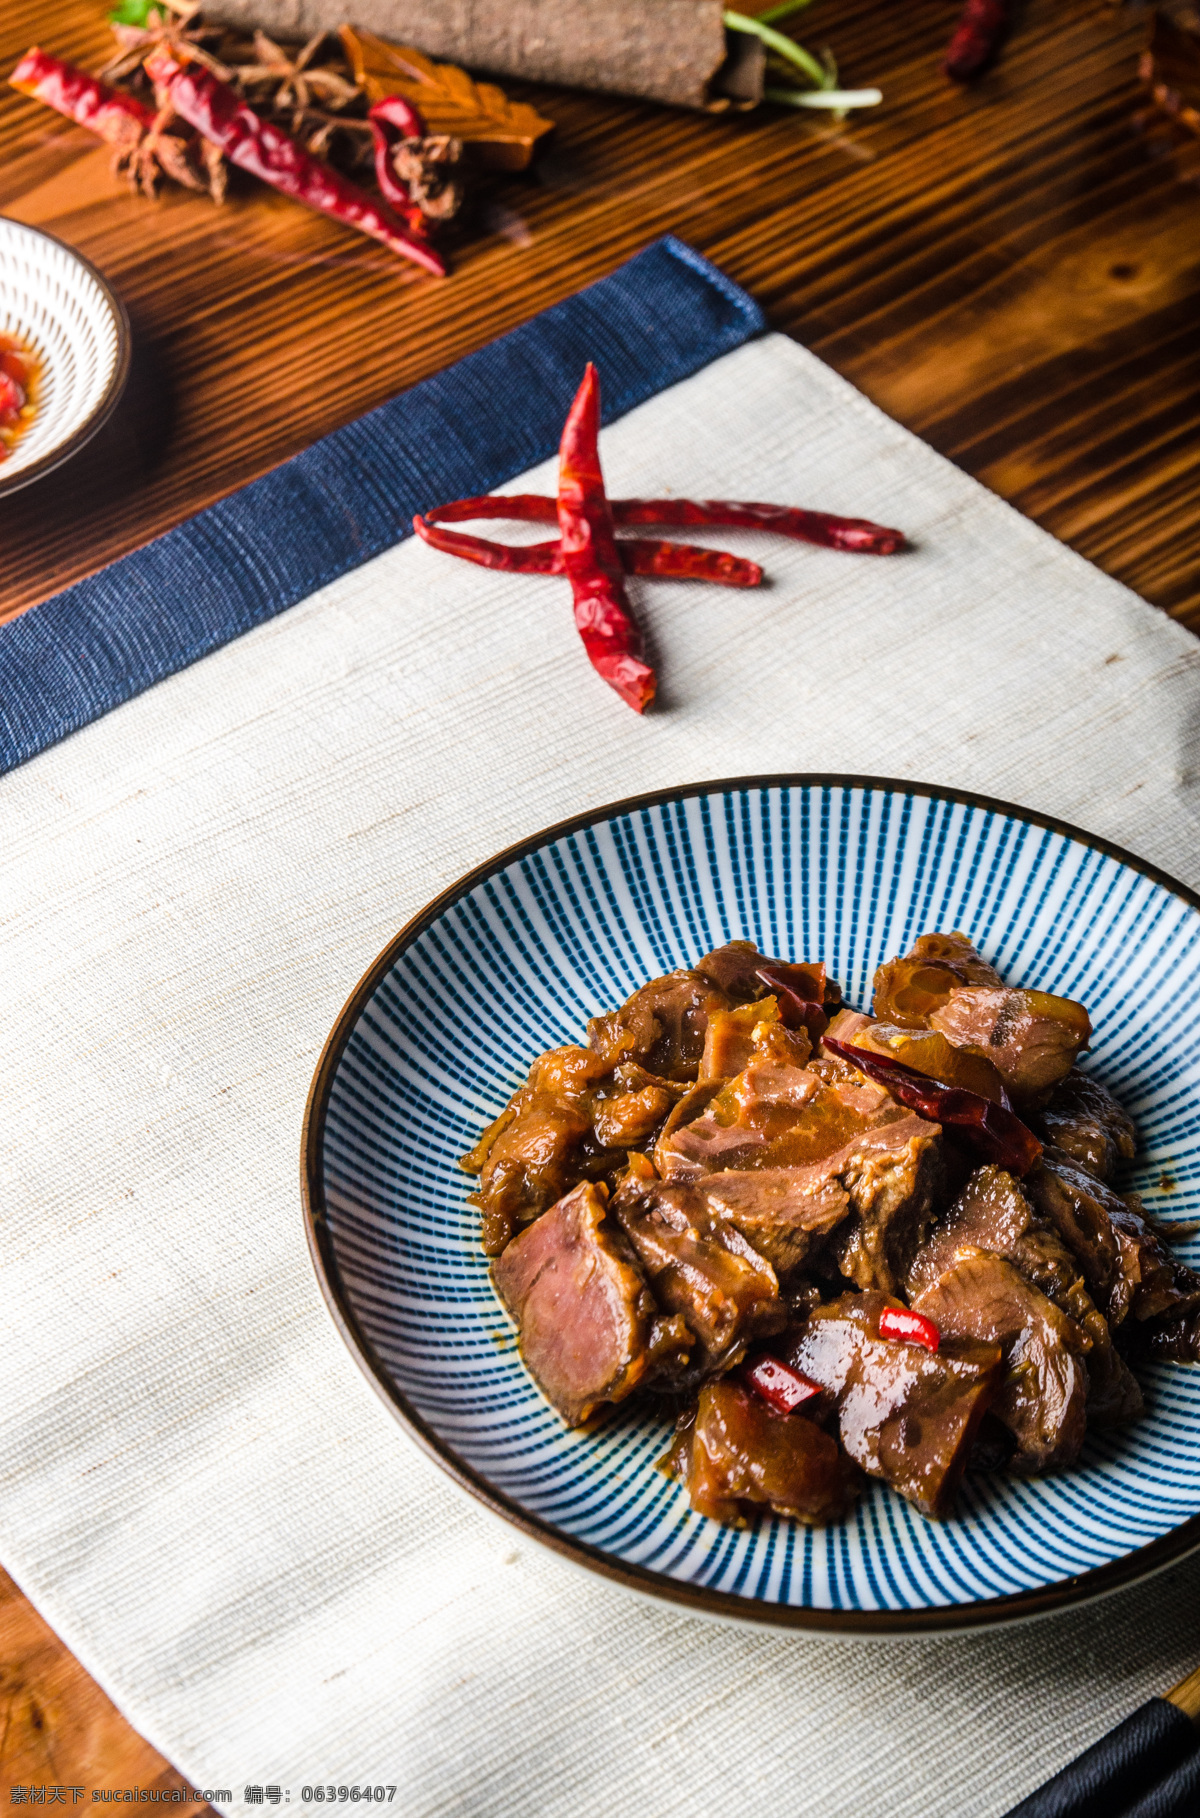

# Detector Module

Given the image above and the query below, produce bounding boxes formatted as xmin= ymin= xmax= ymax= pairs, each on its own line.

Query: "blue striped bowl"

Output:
xmin=303 ymin=778 xmax=1200 ymax=1632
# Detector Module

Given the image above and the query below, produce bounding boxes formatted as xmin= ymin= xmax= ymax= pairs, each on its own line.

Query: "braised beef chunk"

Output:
xmin=1131 ymin=1302 xmax=1200 ymax=1364
xmin=693 ymin=941 xmax=776 ymax=1001
xmin=908 ymin=1164 xmax=1143 ymax=1429
xmin=659 ymin=1055 xmax=939 ymax=1294
xmin=668 ymin=1379 xmax=861 ymax=1525
xmin=492 ymin=1182 xmax=692 ymax=1426
xmin=850 ymin=1022 xmax=1009 ymax=1103
xmin=700 ymin=997 xmax=812 ymax=1081
xmin=1027 ymin=1150 xmax=1200 ymax=1329
xmin=913 ymin=1252 xmax=1089 ymax=1473
xmin=685 ymin=1169 xmax=849 ymax=1279
xmin=787 ymin=1292 xmax=1002 ymax=1517
xmin=587 ymin=968 xmax=733 ymax=1080
xmin=613 ymin=1174 xmax=785 ymax=1371
xmin=872 ymin=931 xmax=1002 ymax=1029
xmin=929 ymin=987 xmax=1091 ymax=1107
xmin=1037 ymin=1069 xmax=1136 ymax=1181
xmin=462 ymin=1045 xmax=614 ymax=1253
xmin=472 ymin=930 xmax=1194 ymax=1532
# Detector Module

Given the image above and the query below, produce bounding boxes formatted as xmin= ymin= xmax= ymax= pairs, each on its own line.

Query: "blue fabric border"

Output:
xmin=0 ymin=237 xmax=763 ymax=775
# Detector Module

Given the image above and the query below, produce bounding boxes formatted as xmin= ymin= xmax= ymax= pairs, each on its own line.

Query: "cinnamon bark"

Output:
xmin=202 ymin=0 xmax=766 ymax=111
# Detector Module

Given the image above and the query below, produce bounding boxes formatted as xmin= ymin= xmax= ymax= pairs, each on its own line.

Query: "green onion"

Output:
xmin=723 ymin=9 xmax=831 ymax=91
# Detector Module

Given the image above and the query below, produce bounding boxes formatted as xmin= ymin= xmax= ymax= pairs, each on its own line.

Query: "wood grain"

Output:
xmin=0 ymin=1566 xmax=215 ymax=1799
xmin=0 ymin=0 xmax=1197 ymax=627
xmin=1 ymin=0 xmax=1199 ymax=1785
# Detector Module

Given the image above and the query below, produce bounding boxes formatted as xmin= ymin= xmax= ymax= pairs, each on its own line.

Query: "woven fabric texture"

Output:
xmin=2 ymin=323 xmax=1200 ymax=1816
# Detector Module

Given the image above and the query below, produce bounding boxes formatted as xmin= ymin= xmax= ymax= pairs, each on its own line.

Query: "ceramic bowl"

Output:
xmin=0 ymin=218 xmax=129 ymax=497
xmin=303 ymin=777 xmax=1200 ymax=1633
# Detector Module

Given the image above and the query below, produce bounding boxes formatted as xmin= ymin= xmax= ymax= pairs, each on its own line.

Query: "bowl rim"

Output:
xmin=301 ymin=772 xmax=1200 ymax=1635
xmin=0 ymin=219 xmax=132 ymax=500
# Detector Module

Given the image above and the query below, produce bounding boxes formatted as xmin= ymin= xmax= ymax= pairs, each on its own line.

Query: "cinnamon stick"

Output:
xmin=202 ymin=0 xmax=766 ymax=111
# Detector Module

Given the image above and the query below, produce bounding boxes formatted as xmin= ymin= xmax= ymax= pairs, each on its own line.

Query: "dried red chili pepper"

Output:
xmin=10 ymin=45 xmax=156 ymax=145
xmin=556 ymin=364 xmax=656 ymax=714
xmin=943 ymin=0 xmax=1010 ymax=81
xmin=878 ymin=1307 xmax=940 ymax=1354
xmin=755 ymin=963 xmax=828 ymax=1042
xmin=412 ymin=514 xmax=762 ymax=586
xmin=146 ymin=47 xmax=444 ymax=275
xmin=611 ymin=499 xmax=907 ymax=556
xmin=822 ymin=1035 xmax=1042 ymax=1176
xmin=744 ymin=1355 xmax=823 ymax=1415
xmin=423 ymin=494 xmax=559 ymax=527
xmin=368 ymin=94 xmax=427 ymax=215
xmin=422 ymin=492 xmax=905 ymax=554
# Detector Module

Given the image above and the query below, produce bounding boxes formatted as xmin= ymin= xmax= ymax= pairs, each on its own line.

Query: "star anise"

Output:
xmin=232 ymin=30 xmax=362 ymax=115
xmin=101 ymin=0 xmax=232 ymax=87
xmin=388 ymin=134 xmax=464 ymax=220
xmin=109 ymin=99 xmax=227 ymax=202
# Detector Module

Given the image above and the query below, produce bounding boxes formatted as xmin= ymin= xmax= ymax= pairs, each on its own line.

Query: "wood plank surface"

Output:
xmin=1 ymin=0 xmax=1198 ymax=1788
xmin=0 ymin=0 xmax=1198 ymax=627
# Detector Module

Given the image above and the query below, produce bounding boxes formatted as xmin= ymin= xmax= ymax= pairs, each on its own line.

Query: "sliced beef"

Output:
xmin=929 ymin=986 xmax=1091 ymax=1107
xmin=491 ymin=1181 xmax=691 ymax=1426
xmin=912 ymin=1252 xmax=1090 ymax=1473
xmin=658 ymin=1057 xmax=938 ymax=1293
xmin=872 ymin=931 xmax=1002 ymax=1029
xmin=690 ymin=1169 xmax=849 ymax=1279
xmin=1028 ymin=1150 xmax=1200 ymax=1329
xmin=1037 ymin=1069 xmax=1136 ymax=1182
xmin=908 ymin=1164 xmax=1143 ymax=1428
xmin=832 ymin=1121 xmax=942 ymax=1296
xmin=786 ymin=1292 xmax=1002 ymax=1517
xmin=667 ymin=1379 xmax=861 ymax=1526
xmin=612 ymin=1174 xmax=786 ymax=1371
xmin=462 ymin=1044 xmax=615 ymax=1254
xmin=587 ymin=968 xmax=732 ymax=1080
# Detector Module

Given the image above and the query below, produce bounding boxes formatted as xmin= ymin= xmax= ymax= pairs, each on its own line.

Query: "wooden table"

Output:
xmin=1 ymin=0 xmax=1197 ymax=1782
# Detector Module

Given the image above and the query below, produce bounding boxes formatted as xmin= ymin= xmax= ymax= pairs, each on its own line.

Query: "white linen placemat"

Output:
xmin=2 ymin=333 xmax=1199 ymax=1816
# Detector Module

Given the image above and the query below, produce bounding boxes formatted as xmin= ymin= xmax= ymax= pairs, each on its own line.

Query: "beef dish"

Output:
xmin=466 ymin=933 xmax=1200 ymax=1529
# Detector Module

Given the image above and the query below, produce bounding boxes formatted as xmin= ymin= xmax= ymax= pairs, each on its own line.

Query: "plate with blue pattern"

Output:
xmin=302 ymin=776 xmax=1200 ymax=1633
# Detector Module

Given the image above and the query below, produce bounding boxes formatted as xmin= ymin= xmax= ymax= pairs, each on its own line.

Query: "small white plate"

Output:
xmin=0 ymin=217 xmax=130 ymax=497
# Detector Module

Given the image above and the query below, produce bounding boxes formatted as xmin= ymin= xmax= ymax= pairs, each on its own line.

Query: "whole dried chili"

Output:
xmin=878 ymin=1307 xmax=940 ymax=1354
xmin=822 ymin=1035 xmax=1042 ymax=1176
xmin=943 ymin=0 xmax=1011 ymax=82
xmin=368 ymin=93 xmax=427 ymax=212
xmin=556 ymin=364 xmax=656 ymax=714
xmin=612 ymin=498 xmax=906 ymax=555
xmin=412 ymin=514 xmax=762 ymax=586
xmin=422 ymin=492 xmax=906 ymax=554
xmin=10 ymin=46 xmax=156 ymax=147
xmin=744 ymin=1355 xmax=823 ymax=1415
xmin=145 ymin=46 xmax=445 ymax=275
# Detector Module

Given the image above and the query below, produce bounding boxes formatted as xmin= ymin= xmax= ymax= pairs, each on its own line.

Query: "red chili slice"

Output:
xmin=744 ymin=1355 xmax=823 ymax=1415
xmin=878 ymin=1307 xmax=941 ymax=1353
xmin=822 ymin=1035 xmax=1042 ymax=1176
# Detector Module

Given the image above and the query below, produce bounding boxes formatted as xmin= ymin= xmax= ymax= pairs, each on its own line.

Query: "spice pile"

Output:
xmin=8 ymin=4 xmax=555 ymax=278
xmin=416 ymin=363 xmax=906 ymax=713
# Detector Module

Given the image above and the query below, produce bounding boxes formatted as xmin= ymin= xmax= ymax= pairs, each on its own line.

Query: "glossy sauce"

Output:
xmin=0 ymin=332 xmax=39 ymax=461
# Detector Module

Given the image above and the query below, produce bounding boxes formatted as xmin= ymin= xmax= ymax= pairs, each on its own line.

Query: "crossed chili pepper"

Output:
xmin=414 ymin=364 xmax=908 ymax=713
